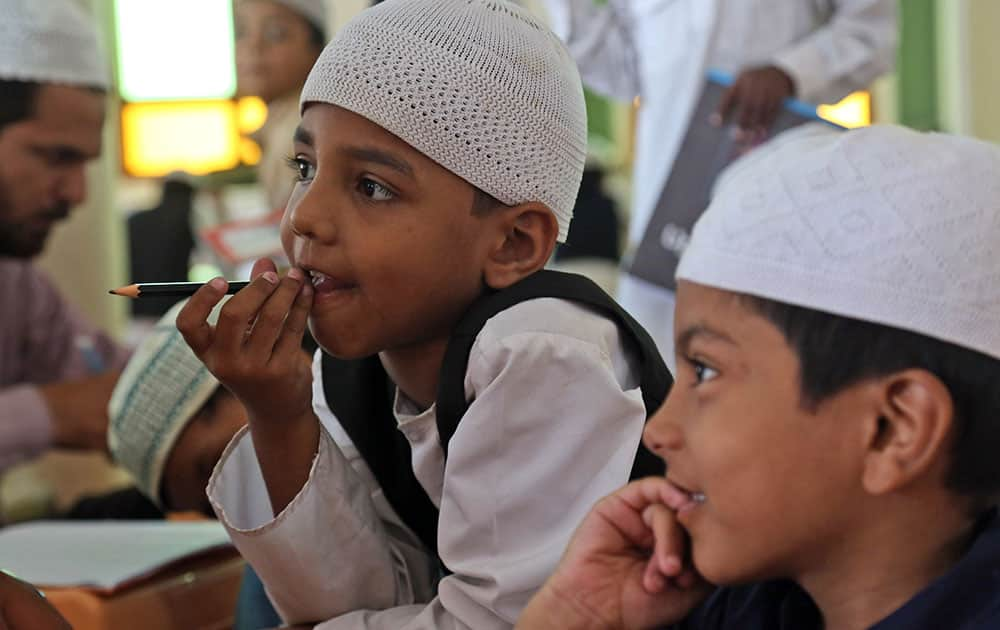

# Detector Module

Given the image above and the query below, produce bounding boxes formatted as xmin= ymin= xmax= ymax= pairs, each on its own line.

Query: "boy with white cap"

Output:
xmin=518 ymin=125 xmax=1000 ymax=629
xmin=234 ymin=0 xmax=328 ymax=210
xmin=107 ymin=300 xmax=248 ymax=516
xmin=177 ymin=0 xmax=670 ymax=628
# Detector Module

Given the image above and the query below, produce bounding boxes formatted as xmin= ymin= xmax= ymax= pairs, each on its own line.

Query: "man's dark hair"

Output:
xmin=0 ymin=80 xmax=40 ymax=131
xmin=744 ymin=295 xmax=1000 ymax=502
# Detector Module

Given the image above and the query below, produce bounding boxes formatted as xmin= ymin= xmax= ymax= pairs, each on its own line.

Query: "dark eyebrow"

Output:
xmin=293 ymin=125 xmax=314 ymax=147
xmin=340 ymin=146 xmax=414 ymax=177
xmin=676 ymin=324 xmax=738 ymax=355
xmin=30 ymin=144 xmax=92 ymax=164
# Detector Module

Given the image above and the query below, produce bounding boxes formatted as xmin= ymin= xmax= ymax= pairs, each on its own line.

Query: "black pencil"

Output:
xmin=108 ymin=281 xmax=252 ymax=298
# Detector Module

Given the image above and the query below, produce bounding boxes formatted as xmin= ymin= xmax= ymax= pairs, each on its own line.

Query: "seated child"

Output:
xmin=517 ymin=124 xmax=1000 ymax=630
xmin=108 ymin=300 xmax=247 ymax=515
xmin=107 ymin=299 xmax=284 ymax=630
xmin=175 ymin=0 xmax=670 ymax=627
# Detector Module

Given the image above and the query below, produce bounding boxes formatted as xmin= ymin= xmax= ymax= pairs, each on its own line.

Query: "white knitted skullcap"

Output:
xmin=0 ymin=0 xmax=108 ymax=89
xmin=108 ymin=300 xmax=226 ymax=506
xmin=300 ymin=0 xmax=587 ymax=242
xmin=237 ymin=0 xmax=329 ymax=37
xmin=677 ymin=124 xmax=1000 ymax=361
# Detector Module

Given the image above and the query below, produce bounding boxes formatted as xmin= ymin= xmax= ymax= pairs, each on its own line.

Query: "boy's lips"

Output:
xmin=305 ymin=269 xmax=358 ymax=295
xmin=668 ymin=477 xmax=706 ymax=516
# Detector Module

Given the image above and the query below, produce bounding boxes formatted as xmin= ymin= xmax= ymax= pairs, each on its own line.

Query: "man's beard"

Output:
xmin=0 ymin=201 xmax=70 ymax=258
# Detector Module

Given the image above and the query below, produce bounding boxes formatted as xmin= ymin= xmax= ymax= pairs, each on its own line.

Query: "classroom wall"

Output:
xmin=965 ymin=0 xmax=1000 ymax=143
xmin=935 ymin=0 xmax=1000 ymax=143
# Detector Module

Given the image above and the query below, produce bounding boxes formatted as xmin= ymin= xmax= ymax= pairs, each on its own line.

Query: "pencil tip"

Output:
xmin=108 ymin=289 xmax=117 ymax=295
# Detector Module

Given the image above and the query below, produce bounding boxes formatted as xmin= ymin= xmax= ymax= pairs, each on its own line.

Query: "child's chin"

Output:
xmin=690 ymin=543 xmax=770 ymax=587
xmin=316 ymin=333 xmax=375 ymax=361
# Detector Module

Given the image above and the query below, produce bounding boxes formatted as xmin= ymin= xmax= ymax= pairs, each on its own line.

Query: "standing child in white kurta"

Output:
xmin=176 ymin=1 xmax=670 ymax=628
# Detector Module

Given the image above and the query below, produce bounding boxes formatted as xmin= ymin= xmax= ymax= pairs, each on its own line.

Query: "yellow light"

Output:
xmin=237 ymin=97 xmax=269 ymax=135
xmin=817 ymin=91 xmax=871 ymax=129
xmin=121 ymin=102 xmax=241 ymax=177
xmin=240 ymin=138 xmax=263 ymax=166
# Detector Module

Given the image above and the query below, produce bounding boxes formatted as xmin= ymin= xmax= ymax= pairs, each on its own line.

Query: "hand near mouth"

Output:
xmin=517 ymin=477 xmax=712 ymax=630
xmin=177 ymin=257 xmax=318 ymax=512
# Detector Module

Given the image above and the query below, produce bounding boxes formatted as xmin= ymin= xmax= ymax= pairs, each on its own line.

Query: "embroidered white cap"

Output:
xmin=237 ymin=0 xmax=329 ymax=37
xmin=300 ymin=0 xmax=587 ymax=242
xmin=0 ymin=0 xmax=108 ymax=89
xmin=677 ymin=124 xmax=1000 ymax=360
xmin=108 ymin=300 xmax=224 ymax=506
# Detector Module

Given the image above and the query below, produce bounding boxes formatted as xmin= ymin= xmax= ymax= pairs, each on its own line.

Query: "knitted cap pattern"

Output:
xmin=300 ymin=0 xmax=587 ymax=242
xmin=0 ymin=0 xmax=108 ymax=89
xmin=677 ymin=124 xmax=1000 ymax=361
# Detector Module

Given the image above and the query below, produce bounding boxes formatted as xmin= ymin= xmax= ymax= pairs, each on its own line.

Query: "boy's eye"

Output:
xmin=286 ymin=156 xmax=315 ymax=182
xmin=359 ymin=178 xmax=395 ymax=201
xmin=692 ymin=360 xmax=719 ymax=385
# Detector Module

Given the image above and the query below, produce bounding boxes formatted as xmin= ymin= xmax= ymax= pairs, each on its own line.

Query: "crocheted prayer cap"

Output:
xmin=677 ymin=124 xmax=1000 ymax=360
xmin=0 ymin=0 xmax=108 ymax=89
xmin=108 ymin=300 xmax=223 ymax=506
xmin=237 ymin=0 xmax=329 ymax=37
xmin=300 ymin=0 xmax=587 ymax=242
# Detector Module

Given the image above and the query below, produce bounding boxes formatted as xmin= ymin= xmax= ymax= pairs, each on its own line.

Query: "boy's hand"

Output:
xmin=0 ymin=572 xmax=71 ymax=630
xmin=517 ymin=477 xmax=712 ymax=630
xmin=177 ymin=259 xmax=314 ymax=426
xmin=177 ymin=259 xmax=317 ymax=513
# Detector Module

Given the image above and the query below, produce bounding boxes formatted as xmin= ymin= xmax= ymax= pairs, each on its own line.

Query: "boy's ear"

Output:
xmin=860 ymin=369 xmax=955 ymax=496
xmin=482 ymin=202 xmax=559 ymax=290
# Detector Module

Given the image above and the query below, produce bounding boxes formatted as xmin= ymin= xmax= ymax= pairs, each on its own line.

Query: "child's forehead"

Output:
xmin=674 ymin=282 xmax=774 ymax=349
xmin=298 ymin=104 xmax=441 ymax=170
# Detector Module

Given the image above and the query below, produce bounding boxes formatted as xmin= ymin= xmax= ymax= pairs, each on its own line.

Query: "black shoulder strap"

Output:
xmin=321 ymin=270 xmax=672 ymax=562
xmin=436 ymin=270 xmax=671 ymax=478
xmin=320 ymin=354 xmax=441 ymax=555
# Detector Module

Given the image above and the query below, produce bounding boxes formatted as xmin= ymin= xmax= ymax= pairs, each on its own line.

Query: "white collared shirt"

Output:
xmin=208 ymin=297 xmax=648 ymax=628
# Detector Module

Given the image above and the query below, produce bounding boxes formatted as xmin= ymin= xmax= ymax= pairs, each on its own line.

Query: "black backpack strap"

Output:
xmin=436 ymin=270 xmax=671 ymax=478
xmin=320 ymin=354 xmax=441 ymax=554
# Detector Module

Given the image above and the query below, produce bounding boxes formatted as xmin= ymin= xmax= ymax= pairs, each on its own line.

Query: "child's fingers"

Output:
xmin=176 ymin=278 xmax=228 ymax=355
xmin=243 ymin=268 xmax=307 ymax=362
xmin=213 ymin=271 xmax=280 ymax=356
xmin=250 ymin=258 xmax=278 ymax=280
xmin=642 ymin=504 xmax=685 ymax=578
xmin=271 ymin=279 xmax=313 ymax=363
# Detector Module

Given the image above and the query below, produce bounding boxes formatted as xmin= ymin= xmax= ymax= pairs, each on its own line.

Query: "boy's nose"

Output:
xmin=287 ymin=191 xmax=337 ymax=243
xmin=642 ymin=391 xmax=684 ymax=457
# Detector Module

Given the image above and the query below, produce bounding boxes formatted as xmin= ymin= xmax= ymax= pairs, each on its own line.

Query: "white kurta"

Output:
xmin=539 ymin=0 xmax=898 ymax=362
xmin=208 ymin=297 xmax=648 ymax=628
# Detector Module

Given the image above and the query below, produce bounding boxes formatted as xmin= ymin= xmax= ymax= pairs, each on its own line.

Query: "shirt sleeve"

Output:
xmin=770 ymin=0 xmax=898 ymax=104
xmin=0 ymin=264 xmax=127 ymax=472
xmin=211 ymin=309 xmax=647 ymax=629
xmin=315 ymin=323 xmax=647 ymax=629
xmin=535 ymin=0 xmax=641 ymax=101
xmin=206 ymin=354 xmax=437 ymax=627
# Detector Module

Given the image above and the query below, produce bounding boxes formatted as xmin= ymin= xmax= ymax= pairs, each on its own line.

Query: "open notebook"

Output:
xmin=0 ymin=520 xmax=232 ymax=593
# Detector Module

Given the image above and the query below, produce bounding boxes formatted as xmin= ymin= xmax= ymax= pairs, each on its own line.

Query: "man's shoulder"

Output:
xmin=0 ymin=258 xmax=54 ymax=300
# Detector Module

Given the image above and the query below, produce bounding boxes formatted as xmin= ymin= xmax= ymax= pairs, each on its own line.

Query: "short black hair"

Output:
xmin=744 ymin=295 xmax=1000 ymax=502
xmin=0 ymin=80 xmax=40 ymax=131
xmin=470 ymin=187 xmax=507 ymax=215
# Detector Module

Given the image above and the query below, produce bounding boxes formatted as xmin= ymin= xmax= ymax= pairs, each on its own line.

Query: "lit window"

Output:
xmin=114 ymin=0 xmax=236 ymax=102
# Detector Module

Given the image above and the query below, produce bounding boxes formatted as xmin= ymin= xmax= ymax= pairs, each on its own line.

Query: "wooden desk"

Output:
xmin=43 ymin=549 xmax=244 ymax=630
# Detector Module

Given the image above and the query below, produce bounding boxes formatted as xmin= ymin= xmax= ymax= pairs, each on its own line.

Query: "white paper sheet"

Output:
xmin=0 ymin=520 xmax=232 ymax=591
